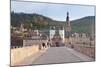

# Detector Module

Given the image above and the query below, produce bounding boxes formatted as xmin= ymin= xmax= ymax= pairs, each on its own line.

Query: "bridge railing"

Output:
xmin=65 ymin=37 xmax=95 ymax=58
xmin=11 ymin=46 xmax=23 ymax=49
xmin=73 ymin=44 xmax=95 ymax=58
xmin=11 ymin=45 xmax=39 ymax=66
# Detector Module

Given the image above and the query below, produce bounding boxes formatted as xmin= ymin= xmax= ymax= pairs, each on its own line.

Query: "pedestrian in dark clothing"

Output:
xmin=42 ymin=43 xmax=46 ymax=48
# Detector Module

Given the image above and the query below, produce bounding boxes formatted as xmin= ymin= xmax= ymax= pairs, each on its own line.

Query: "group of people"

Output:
xmin=38 ymin=42 xmax=51 ymax=50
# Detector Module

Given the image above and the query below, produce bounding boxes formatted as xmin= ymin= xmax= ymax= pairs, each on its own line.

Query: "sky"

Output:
xmin=11 ymin=1 xmax=95 ymax=21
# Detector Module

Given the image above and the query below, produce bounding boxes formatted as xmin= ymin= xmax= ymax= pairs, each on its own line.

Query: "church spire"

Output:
xmin=66 ymin=12 xmax=69 ymax=21
xmin=66 ymin=11 xmax=71 ymax=32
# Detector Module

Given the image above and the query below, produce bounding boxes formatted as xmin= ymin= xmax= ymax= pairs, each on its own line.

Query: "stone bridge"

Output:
xmin=11 ymin=45 xmax=94 ymax=66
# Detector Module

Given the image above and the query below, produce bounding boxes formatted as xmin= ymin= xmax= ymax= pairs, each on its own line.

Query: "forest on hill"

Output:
xmin=11 ymin=12 xmax=95 ymax=34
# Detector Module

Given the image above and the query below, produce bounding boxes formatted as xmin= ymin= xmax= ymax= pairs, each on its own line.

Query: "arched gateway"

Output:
xmin=50 ymin=26 xmax=65 ymax=46
xmin=49 ymin=12 xmax=71 ymax=46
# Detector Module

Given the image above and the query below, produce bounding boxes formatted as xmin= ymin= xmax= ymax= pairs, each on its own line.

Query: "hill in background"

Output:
xmin=71 ymin=16 xmax=95 ymax=33
xmin=11 ymin=12 xmax=95 ymax=34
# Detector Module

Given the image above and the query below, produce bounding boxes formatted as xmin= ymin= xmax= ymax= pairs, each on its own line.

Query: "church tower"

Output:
xmin=65 ymin=12 xmax=71 ymax=38
xmin=66 ymin=12 xmax=71 ymax=32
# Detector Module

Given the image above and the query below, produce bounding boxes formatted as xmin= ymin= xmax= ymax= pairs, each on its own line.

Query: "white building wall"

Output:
xmin=59 ymin=30 xmax=65 ymax=42
xmin=50 ymin=30 xmax=55 ymax=40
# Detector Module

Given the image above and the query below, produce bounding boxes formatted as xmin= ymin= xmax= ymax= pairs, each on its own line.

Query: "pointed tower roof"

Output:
xmin=66 ymin=11 xmax=69 ymax=21
xmin=67 ymin=12 xmax=69 ymax=16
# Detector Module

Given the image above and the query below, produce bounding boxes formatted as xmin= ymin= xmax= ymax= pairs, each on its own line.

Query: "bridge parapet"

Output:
xmin=11 ymin=45 xmax=39 ymax=66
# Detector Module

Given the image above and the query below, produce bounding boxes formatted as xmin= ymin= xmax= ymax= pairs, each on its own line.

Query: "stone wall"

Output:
xmin=65 ymin=36 xmax=95 ymax=58
xmin=11 ymin=45 xmax=39 ymax=66
xmin=71 ymin=44 xmax=95 ymax=58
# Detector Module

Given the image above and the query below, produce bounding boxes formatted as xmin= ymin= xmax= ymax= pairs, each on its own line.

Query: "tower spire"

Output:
xmin=66 ymin=12 xmax=69 ymax=21
xmin=65 ymin=12 xmax=71 ymax=38
xmin=67 ymin=12 xmax=69 ymax=16
xmin=66 ymin=11 xmax=71 ymax=34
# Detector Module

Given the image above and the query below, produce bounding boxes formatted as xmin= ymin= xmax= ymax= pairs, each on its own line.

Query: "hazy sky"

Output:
xmin=11 ymin=1 xmax=95 ymax=21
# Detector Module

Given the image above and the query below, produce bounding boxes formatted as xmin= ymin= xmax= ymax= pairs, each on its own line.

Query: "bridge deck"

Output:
xmin=15 ymin=46 xmax=94 ymax=66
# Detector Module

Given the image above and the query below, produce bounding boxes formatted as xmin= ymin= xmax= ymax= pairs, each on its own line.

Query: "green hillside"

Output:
xmin=11 ymin=12 xmax=52 ymax=29
xmin=71 ymin=16 xmax=95 ymax=33
xmin=11 ymin=12 xmax=95 ymax=33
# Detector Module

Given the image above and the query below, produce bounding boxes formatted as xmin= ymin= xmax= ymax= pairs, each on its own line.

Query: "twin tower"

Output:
xmin=50 ymin=12 xmax=71 ymax=44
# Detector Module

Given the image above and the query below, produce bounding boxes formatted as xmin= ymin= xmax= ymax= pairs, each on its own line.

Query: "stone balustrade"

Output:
xmin=73 ymin=45 xmax=95 ymax=58
xmin=11 ymin=45 xmax=39 ymax=66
